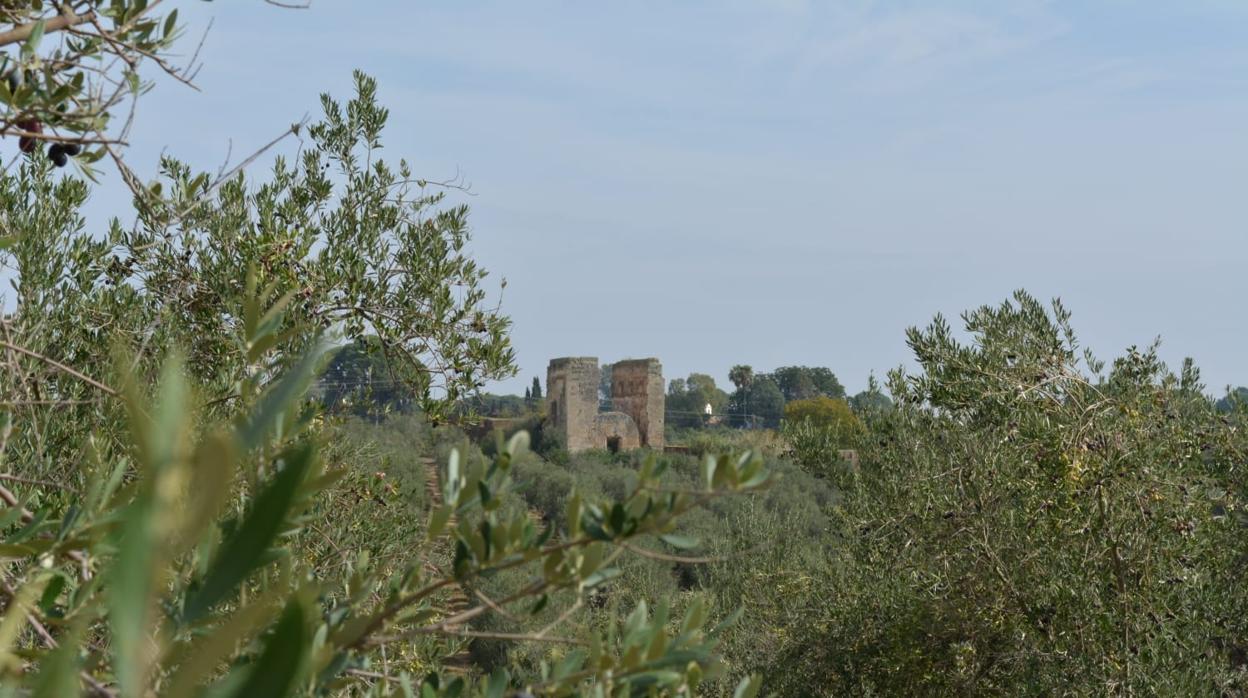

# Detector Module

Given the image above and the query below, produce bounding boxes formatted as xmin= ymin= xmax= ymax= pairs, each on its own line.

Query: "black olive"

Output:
xmin=48 ymin=145 xmax=68 ymax=168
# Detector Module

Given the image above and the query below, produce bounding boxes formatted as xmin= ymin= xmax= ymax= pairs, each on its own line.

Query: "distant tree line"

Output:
xmin=330 ymin=342 xmax=1247 ymax=443
xmin=1215 ymin=386 xmax=1248 ymax=412
xmin=663 ymin=364 xmax=892 ymax=429
xmin=318 ymin=336 xmax=418 ymax=418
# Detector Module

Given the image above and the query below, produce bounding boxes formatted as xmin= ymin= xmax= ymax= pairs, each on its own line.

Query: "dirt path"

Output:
xmin=422 ymin=456 xmax=473 ymax=675
xmin=421 ymin=454 xmax=551 ymax=676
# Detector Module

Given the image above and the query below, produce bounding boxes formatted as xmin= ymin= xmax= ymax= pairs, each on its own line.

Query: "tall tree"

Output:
xmin=784 ymin=396 xmax=861 ymax=430
xmin=765 ymin=366 xmax=846 ymax=402
xmin=749 ymin=377 xmax=786 ymax=428
xmin=0 ymin=68 xmax=768 ymax=696
xmin=0 ymin=9 xmax=771 ymax=694
xmin=668 ymin=377 xmax=687 ymax=397
xmin=688 ymin=373 xmax=729 ymax=415
xmin=729 ymin=364 xmax=754 ymax=392
xmin=319 ymin=336 xmax=414 ymax=417
xmin=1215 ymin=386 xmax=1248 ymax=412
xmin=727 ymin=364 xmax=754 ymax=424
xmin=3 ymin=70 xmax=516 ymax=447
xmin=849 ymin=374 xmax=894 ymax=415
xmin=667 ymin=375 xmax=728 ymax=427
xmin=599 ymin=362 xmax=614 ymax=401
xmin=773 ymin=291 xmax=1248 ymax=694
xmin=531 ymin=375 xmax=543 ymax=400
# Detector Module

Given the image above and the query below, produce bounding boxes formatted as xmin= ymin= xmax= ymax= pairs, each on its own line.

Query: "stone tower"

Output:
xmin=611 ymin=358 xmax=665 ymax=450
xmin=546 ymin=356 xmax=666 ymax=453
xmin=546 ymin=357 xmax=600 ymax=452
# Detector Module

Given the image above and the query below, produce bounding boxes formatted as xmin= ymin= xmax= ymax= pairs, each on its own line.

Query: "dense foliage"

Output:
xmin=3 ymin=5 xmax=1246 ymax=697
xmin=326 ymin=417 xmax=823 ymax=694
xmin=315 ymin=292 xmax=1248 ymax=696
xmin=769 ymin=292 xmax=1248 ymax=695
xmin=2 ymin=1 xmax=176 ymax=164
xmin=319 ymin=336 xmax=419 ymax=418
xmin=667 ymin=375 xmax=731 ymax=427
xmin=0 ymin=1 xmax=307 ymax=190
xmin=782 ymin=397 xmax=862 ymax=432
xmin=0 ymin=68 xmax=768 ymax=695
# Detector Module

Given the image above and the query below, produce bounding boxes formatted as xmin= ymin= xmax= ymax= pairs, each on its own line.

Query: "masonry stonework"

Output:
xmin=546 ymin=357 xmax=600 ymax=452
xmin=593 ymin=412 xmax=641 ymax=452
xmin=546 ymin=356 xmax=665 ymax=453
xmin=611 ymin=359 xmax=665 ymax=451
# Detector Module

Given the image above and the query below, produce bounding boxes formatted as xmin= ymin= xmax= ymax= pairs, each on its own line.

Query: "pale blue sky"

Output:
xmin=82 ymin=1 xmax=1248 ymax=396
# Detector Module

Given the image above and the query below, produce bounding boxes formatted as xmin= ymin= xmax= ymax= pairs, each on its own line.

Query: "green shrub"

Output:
xmin=505 ymin=445 xmax=838 ymax=694
xmin=783 ymin=396 xmax=863 ymax=433
xmin=781 ymin=417 xmax=858 ymax=477
xmin=0 ymin=68 xmax=771 ymax=696
xmin=772 ymin=292 xmax=1248 ymax=695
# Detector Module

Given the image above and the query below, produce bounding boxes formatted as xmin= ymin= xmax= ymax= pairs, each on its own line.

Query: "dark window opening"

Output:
xmin=606 ymin=436 xmax=621 ymax=453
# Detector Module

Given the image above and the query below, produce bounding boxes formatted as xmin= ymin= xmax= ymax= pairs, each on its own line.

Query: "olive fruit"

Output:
xmin=48 ymin=143 xmax=67 ymax=168
xmin=16 ymin=119 xmax=41 ymax=154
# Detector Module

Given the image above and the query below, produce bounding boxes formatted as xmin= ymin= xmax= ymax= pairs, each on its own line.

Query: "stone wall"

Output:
xmin=546 ymin=357 xmax=600 ymax=452
xmin=544 ymin=357 xmax=663 ymax=449
xmin=547 ymin=356 xmax=665 ymax=453
xmin=611 ymin=358 xmax=665 ymax=450
xmin=593 ymin=412 xmax=641 ymax=452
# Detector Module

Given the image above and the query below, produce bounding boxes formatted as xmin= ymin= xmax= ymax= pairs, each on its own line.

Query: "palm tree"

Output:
xmin=728 ymin=365 xmax=754 ymax=427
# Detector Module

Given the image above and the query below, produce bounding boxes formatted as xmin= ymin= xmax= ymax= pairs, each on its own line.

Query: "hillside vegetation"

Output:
xmin=1 ymin=2 xmax=1246 ymax=696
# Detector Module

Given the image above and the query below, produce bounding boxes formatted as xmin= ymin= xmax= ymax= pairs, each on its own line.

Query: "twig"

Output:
xmin=0 ymin=10 xmax=96 ymax=48
xmin=0 ymin=399 xmax=101 ymax=407
xmin=183 ymin=17 xmax=213 ymax=79
xmin=536 ymin=599 xmax=582 ymax=640
xmin=373 ymin=627 xmax=585 ymax=647
xmin=0 ymin=340 xmax=117 ymax=396
xmin=474 ymin=588 xmax=519 ymax=623
xmin=4 ymin=128 xmax=127 ymax=147
xmin=621 ymin=541 xmax=763 ymax=569
xmin=619 ymin=540 xmax=727 ymax=564
xmin=150 ymin=121 xmax=305 ymax=224
xmin=0 ymin=473 xmax=68 ymax=489
xmin=345 ymin=667 xmax=399 ymax=683
xmin=0 ymin=577 xmax=116 ymax=697
xmin=0 ymin=483 xmax=91 ymax=578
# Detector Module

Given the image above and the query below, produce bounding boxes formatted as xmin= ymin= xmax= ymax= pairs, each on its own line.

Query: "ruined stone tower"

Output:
xmin=546 ymin=356 xmax=664 ymax=453
xmin=546 ymin=357 xmax=600 ymax=452
xmin=611 ymin=358 xmax=665 ymax=451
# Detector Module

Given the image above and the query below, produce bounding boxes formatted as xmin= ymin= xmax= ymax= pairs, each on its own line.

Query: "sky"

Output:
xmin=75 ymin=0 xmax=1248 ymax=397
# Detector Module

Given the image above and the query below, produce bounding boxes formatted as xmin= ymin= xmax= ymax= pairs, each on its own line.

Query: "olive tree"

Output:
xmin=772 ymin=291 xmax=1248 ymax=695
xmin=0 ymin=1 xmax=286 ymax=179
xmin=0 ymin=9 xmax=771 ymax=691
